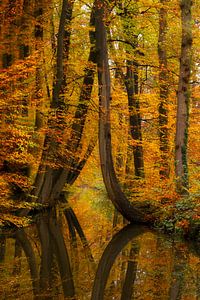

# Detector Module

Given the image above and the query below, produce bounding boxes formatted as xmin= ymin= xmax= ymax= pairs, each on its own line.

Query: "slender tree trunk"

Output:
xmin=95 ymin=0 xmax=146 ymax=223
xmin=28 ymin=0 xmax=47 ymax=180
xmin=108 ymin=26 xmax=145 ymax=180
xmin=175 ymin=0 xmax=192 ymax=194
xmin=125 ymin=60 xmax=145 ymax=179
xmin=52 ymin=0 xmax=74 ymax=108
xmin=158 ymin=0 xmax=170 ymax=179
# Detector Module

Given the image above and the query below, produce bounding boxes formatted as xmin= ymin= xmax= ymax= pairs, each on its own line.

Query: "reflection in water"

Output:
xmin=0 ymin=209 xmax=199 ymax=299
xmin=91 ymin=225 xmax=147 ymax=299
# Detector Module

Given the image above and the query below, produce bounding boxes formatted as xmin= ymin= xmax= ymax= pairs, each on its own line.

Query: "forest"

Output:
xmin=0 ymin=0 xmax=200 ymax=239
xmin=1 ymin=0 xmax=200 ymax=298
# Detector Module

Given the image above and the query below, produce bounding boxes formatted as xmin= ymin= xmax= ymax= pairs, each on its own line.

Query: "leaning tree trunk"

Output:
xmin=175 ymin=0 xmax=192 ymax=194
xmin=95 ymin=0 xmax=146 ymax=223
xmin=32 ymin=0 xmax=73 ymax=205
xmin=32 ymin=1 xmax=96 ymax=206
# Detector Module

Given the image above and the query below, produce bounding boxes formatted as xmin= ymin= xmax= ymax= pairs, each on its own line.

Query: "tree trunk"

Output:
xmin=108 ymin=25 xmax=145 ymax=180
xmin=52 ymin=0 xmax=74 ymax=108
xmin=95 ymin=0 xmax=146 ymax=223
xmin=32 ymin=3 xmax=96 ymax=206
xmin=125 ymin=60 xmax=145 ymax=179
xmin=158 ymin=0 xmax=170 ymax=179
xmin=175 ymin=0 xmax=192 ymax=194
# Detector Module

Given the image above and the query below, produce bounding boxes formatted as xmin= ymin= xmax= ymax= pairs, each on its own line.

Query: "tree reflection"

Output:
xmin=15 ymin=229 xmax=39 ymax=297
xmin=0 ymin=209 xmax=88 ymax=299
xmin=0 ymin=236 xmax=6 ymax=262
xmin=121 ymin=243 xmax=139 ymax=300
xmin=92 ymin=224 xmax=200 ymax=300
xmin=91 ymin=224 xmax=147 ymax=300
xmin=0 ymin=213 xmax=199 ymax=299
xmin=35 ymin=211 xmax=75 ymax=298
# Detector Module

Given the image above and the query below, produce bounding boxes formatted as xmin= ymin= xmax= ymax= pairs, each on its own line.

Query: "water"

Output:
xmin=0 ymin=207 xmax=199 ymax=300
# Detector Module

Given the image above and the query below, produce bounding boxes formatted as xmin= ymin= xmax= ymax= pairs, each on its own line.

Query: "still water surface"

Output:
xmin=0 ymin=204 xmax=199 ymax=299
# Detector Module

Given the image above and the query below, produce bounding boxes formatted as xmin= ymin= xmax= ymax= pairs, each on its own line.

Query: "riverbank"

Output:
xmin=0 ymin=193 xmax=200 ymax=246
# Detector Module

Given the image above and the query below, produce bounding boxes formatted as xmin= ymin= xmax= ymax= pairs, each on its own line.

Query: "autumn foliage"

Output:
xmin=0 ymin=0 xmax=199 ymax=233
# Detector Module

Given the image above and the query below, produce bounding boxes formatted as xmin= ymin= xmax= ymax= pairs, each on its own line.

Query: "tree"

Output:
xmin=0 ymin=0 xmax=97 ymax=215
xmin=175 ymin=0 xmax=193 ymax=194
xmin=158 ymin=0 xmax=170 ymax=179
xmin=95 ymin=0 xmax=146 ymax=222
xmin=119 ymin=2 xmax=145 ymax=180
xmin=108 ymin=1 xmax=145 ymax=180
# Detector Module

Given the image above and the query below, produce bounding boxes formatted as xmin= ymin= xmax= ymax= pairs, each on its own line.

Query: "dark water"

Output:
xmin=0 ymin=208 xmax=199 ymax=300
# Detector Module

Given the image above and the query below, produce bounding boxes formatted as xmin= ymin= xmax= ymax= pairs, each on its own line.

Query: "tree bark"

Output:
xmin=125 ymin=60 xmax=145 ymax=179
xmin=52 ymin=0 xmax=74 ymax=108
xmin=158 ymin=0 xmax=170 ymax=179
xmin=175 ymin=0 xmax=192 ymax=194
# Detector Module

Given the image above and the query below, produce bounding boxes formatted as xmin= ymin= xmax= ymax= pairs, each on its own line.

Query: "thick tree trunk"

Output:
xmin=158 ymin=0 xmax=170 ymax=179
xmin=32 ymin=2 xmax=97 ymax=206
xmin=175 ymin=0 xmax=192 ymax=194
xmin=95 ymin=0 xmax=146 ymax=223
xmin=31 ymin=0 xmax=72 ymax=204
